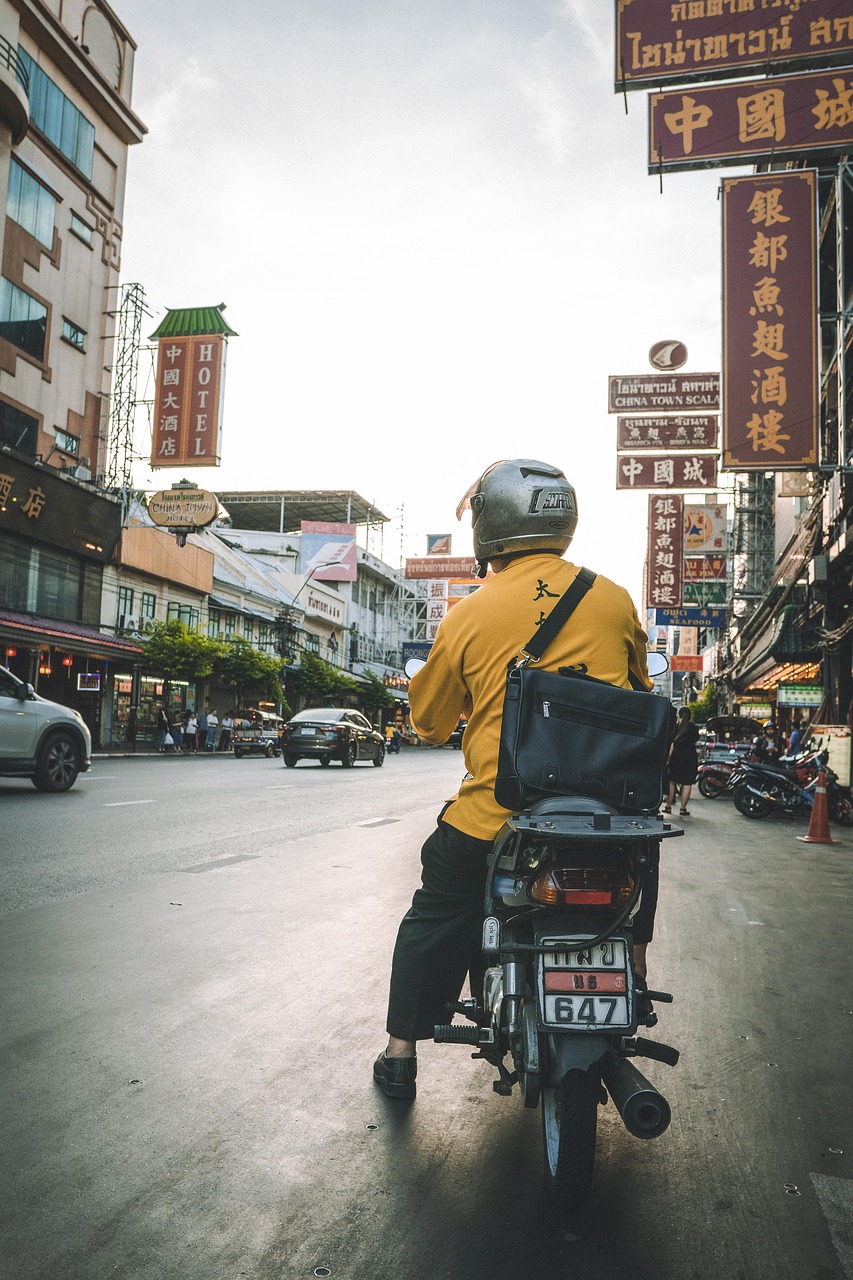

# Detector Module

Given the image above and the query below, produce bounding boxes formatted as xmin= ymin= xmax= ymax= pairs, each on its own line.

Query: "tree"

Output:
xmin=139 ymin=619 xmax=224 ymax=684
xmin=688 ymin=679 xmax=718 ymax=725
xmin=358 ymin=668 xmax=398 ymax=715
xmin=215 ymin=635 xmax=285 ymax=709
xmin=289 ymin=652 xmax=359 ymax=705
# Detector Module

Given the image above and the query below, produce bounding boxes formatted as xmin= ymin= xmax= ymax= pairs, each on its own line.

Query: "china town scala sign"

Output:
xmin=147 ymin=488 xmax=219 ymax=529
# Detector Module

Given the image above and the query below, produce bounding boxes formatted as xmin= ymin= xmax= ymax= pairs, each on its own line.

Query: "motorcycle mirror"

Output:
xmin=647 ymin=651 xmax=669 ymax=677
xmin=404 ymin=658 xmax=426 ymax=679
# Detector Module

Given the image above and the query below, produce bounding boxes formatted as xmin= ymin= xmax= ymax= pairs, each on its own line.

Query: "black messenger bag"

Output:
xmin=494 ymin=567 xmax=675 ymax=813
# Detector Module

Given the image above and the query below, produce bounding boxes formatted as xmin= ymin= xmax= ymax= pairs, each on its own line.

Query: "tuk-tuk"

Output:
xmin=700 ymin=714 xmax=762 ymax=763
xmin=232 ymin=710 xmax=284 ymax=758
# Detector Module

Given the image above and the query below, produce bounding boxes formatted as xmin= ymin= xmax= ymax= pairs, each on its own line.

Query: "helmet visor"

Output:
xmin=455 ymin=461 xmax=507 ymax=521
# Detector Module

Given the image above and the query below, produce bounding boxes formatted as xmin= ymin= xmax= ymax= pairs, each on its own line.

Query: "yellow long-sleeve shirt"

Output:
xmin=409 ymin=553 xmax=652 ymax=840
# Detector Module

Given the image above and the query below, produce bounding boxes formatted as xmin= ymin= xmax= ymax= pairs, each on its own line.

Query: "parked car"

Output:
xmin=232 ymin=711 xmax=283 ymax=759
xmin=280 ymin=708 xmax=385 ymax=768
xmin=0 ymin=663 xmax=92 ymax=792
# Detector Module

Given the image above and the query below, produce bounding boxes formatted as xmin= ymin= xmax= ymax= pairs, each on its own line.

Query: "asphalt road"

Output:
xmin=1 ymin=749 xmax=852 ymax=1279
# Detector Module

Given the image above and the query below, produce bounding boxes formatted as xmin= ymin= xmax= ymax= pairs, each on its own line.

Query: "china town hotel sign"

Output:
xmin=149 ymin=308 xmax=237 ymax=470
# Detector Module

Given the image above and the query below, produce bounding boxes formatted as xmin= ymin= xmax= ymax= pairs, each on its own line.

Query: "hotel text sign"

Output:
xmin=722 ymin=171 xmax=818 ymax=470
xmin=616 ymin=0 xmax=853 ymax=92
xmin=151 ymin=334 xmax=226 ymax=468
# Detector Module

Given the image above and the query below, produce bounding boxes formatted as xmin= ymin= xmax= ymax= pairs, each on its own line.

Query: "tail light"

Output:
xmin=530 ymin=856 xmax=635 ymax=908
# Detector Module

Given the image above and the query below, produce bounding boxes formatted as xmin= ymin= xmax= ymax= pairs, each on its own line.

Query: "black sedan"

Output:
xmin=280 ymin=708 xmax=385 ymax=768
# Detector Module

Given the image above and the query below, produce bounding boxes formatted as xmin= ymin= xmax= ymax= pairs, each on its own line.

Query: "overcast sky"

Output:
xmin=116 ymin=0 xmax=741 ymax=607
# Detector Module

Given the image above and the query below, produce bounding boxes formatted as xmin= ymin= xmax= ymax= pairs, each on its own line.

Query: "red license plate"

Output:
xmin=544 ymin=970 xmax=627 ymax=994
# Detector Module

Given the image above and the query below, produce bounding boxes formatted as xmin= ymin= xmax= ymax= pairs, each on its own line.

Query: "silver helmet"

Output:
xmin=456 ymin=459 xmax=578 ymax=575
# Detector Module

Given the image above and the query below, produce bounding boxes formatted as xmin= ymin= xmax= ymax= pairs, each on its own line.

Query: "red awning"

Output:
xmin=0 ymin=609 xmax=143 ymax=661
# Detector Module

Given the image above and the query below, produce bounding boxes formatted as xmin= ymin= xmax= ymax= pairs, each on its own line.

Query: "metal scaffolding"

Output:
xmin=731 ymin=472 xmax=776 ymax=620
xmin=103 ymin=282 xmax=146 ymax=489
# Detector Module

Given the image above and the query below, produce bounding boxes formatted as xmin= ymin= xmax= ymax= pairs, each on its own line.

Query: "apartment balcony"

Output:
xmin=0 ymin=35 xmax=28 ymax=145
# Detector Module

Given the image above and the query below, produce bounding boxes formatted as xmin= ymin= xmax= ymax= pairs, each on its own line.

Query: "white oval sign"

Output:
xmin=649 ymin=340 xmax=688 ymax=372
xmin=148 ymin=489 xmax=219 ymax=529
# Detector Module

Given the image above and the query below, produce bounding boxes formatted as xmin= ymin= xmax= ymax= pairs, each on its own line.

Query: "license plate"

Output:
xmin=543 ymin=994 xmax=630 ymax=1026
xmin=299 ymin=728 xmax=317 ymax=736
xmin=544 ymin=939 xmax=628 ymax=970
xmin=539 ymin=936 xmax=632 ymax=1030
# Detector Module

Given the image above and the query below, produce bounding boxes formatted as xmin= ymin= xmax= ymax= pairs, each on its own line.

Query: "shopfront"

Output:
xmin=109 ymin=672 xmax=194 ymax=747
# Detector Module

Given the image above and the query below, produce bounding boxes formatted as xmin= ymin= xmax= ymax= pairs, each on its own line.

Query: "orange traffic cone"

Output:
xmin=797 ymin=770 xmax=839 ymax=845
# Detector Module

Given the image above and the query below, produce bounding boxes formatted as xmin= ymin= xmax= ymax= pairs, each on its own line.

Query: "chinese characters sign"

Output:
xmin=722 ymin=171 xmax=818 ymax=470
xmin=151 ymin=335 xmax=226 ymax=468
xmin=617 ymin=414 xmax=718 ymax=450
xmin=649 ymin=70 xmax=853 ymax=172
xmin=0 ymin=452 xmax=120 ymax=560
xmin=647 ymin=494 xmax=683 ymax=611
xmin=618 ymin=454 xmax=718 ymax=490
xmin=609 ymin=373 xmax=719 ymax=412
xmin=616 ymin=0 xmax=853 ymax=92
xmin=684 ymin=503 xmax=727 ymax=553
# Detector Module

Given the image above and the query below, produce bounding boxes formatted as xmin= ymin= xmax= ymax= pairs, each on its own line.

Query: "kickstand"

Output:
xmin=472 ymin=1050 xmax=518 ymax=1096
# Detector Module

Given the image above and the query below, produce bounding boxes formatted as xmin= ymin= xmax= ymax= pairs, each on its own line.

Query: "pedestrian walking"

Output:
xmin=206 ymin=709 xmax=218 ymax=750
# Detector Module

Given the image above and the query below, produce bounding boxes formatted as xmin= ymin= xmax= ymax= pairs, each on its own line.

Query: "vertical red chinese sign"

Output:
xmin=646 ymin=493 xmax=684 ymax=613
xmin=721 ymin=171 xmax=818 ymax=470
xmin=151 ymin=335 xmax=226 ymax=467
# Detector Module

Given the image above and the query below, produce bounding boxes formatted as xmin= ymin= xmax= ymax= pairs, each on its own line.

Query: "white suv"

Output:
xmin=0 ymin=664 xmax=92 ymax=791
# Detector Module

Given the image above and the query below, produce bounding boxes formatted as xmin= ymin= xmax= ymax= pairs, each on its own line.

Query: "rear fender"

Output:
xmin=543 ymin=1032 xmax=610 ymax=1086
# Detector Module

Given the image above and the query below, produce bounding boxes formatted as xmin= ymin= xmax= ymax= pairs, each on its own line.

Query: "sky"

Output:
xmin=116 ymin=0 xmax=743 ymax=609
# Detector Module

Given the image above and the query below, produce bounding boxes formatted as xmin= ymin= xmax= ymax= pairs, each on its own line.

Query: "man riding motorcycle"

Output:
xmin=374 ymin=459 xmax=657 ymax=1099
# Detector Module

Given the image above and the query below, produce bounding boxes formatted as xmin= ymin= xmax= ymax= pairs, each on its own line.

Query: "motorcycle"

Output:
xmin=733 ymin=752 xmax=853 ymax=824
xmin=432 ymin=799 xmax=683 ymax=1207
xmin=698 ymin=747 xmax=816 ymax=800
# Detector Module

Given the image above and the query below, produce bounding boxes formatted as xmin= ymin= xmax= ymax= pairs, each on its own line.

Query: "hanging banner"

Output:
xmin=615 ymin=0 xmax=853 ymax=93
xmin=300 ymin=522 xmax=358 ymax=581
xmin=646 ymin=493 xmax=683 ymax=612
xmin=617 ymin=415 xmax=718 ymax=451
xmin=150 ymin=335 xmax=226 ymax=468
xmin=618 ymin=454 xmax=718 ymax=490
xmin=649 ymin=70 xmax=853 ymax=174
xmin=722 ymin=170 xmax=819 ymax=470
xmin=426 ymin=534 xmax=452 ymax=555
xmin=654 ymin=606 xmax=726 ymax=627
xmin=684 ymin=503 xmax=727 ymax=554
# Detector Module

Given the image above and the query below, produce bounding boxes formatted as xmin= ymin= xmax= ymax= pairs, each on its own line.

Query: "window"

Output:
xmin=258 ymin=621 xmax=270 ymax=649
xmin=70 ymin=213 xmax=93 ymax=246
xmin=242 ymin=617 xmax=254 ymax=643
xmin=140 ymin=591 xmax=156 ymax=620
xmin=0 ymin=278 xmax=47 ymax=361
xmin=207 ymin=607 xmax=220 ymax=638
xmin=305 ymin=632 xmax=320 ymax=655
xmin=117 ymin=586 xmax=133 ymax=617
xmin=6 ymin=159 xmax=56 ymax=248
xmin=223 ymin=612 xmax=237 ymax=638
xmin=55 ymin=429 xmax=79 ymax=456
xmin=62 ymin=319 xmax=85 ymax=351
xmin=18 ymin=49 xmax=95 ymax=179
xmin=0 ymin=399 xmax=38 ymax=454
xmin=167 ymin=602 xmax=199 ymax=630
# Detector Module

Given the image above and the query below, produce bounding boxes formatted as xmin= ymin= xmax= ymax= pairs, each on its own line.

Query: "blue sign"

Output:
xmin=402 ymin=641 xmax=433 ymax=664
xmin=654 ymin=607 xmax=726 ymax=628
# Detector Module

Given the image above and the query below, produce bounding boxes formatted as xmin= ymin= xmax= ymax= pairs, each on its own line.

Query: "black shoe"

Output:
xmin=373 ymin=1051 xmax=417 ymax=1098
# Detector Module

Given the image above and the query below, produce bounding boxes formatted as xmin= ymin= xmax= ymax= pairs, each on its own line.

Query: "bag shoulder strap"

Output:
xmin=519 ymin=566 xmax=597 ymax=664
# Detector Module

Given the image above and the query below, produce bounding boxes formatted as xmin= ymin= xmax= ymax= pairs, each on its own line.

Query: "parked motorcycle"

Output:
xmin=433 ymin=797 xmax=683 ymax=1208
xmin=733 ymin=752 xmax=853 ymax=824
xmin=699 ymin=747 xmax=816 ymax=800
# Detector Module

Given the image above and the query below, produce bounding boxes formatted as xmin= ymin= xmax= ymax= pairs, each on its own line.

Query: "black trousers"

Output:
xmin=385 ymin=816 xmax=661 ymax=1043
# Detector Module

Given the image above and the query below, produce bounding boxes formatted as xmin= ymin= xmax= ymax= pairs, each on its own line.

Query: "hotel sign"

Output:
xmin=722 ymin=171 xmax=818 ymax=470
xmin=148 ymin=488 xmax=218 ymax=529
xmin=616 ymin=0 xmax=853 ymax=92
xmin=609 ymin=374 xmax=719 ymax=413
xmin=151 ymin=334 xmax=226 ymax=468
xmin=649 ymin=69 xmax=853 ymax=173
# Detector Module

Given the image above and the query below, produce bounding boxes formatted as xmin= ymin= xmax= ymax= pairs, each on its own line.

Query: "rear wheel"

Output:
xmin=319 ymin=755 xmax=331 ymax=766
xmin=33 ymin=733 xmax=80 ymax=793
xmin=373 ymin=744 xmax=385 ymax=767
xmin=733 ymin=783 xmax=774 ymax=819
xmin=234 ymin=749 xmax=244 ymax=759
xmin=265 ymin=744 xmax=275 ymax=758
xmin=541 ymin=1069 xmax=600 ymax=1208
xmin=283 ymin=754 xmax=298 ymax=768
xmin=698 ymin=771 xmax=727 ymax=799
xmin=341 ymin=741 xmax=357 ymax=768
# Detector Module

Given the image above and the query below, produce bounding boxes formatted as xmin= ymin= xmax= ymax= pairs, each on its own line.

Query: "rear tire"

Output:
xmin=541 ymin=1069 xmax=599 ymax=1209
xmin=265 ymin=744 xmax=275 ymax=758
xmin=33 ymin=733 xmax=80 ymax=793
xmin=319 ymin=755 xmax=331 ymax=766
xmin=698 ymin=771 xmax=726 ymax=799
xmin=733 ymin=784 xmax=774 ymax=819
xmin=373 ymin=744 xmax=385 ymax=767
xmin=283 ymin=755 xmax=298 ymax=768
xmin=341 ymin=741 xmax=357 ymax=768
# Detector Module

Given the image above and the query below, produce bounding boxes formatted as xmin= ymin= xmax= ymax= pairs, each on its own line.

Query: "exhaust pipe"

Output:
xmin=599 ymin=1052 xmax=671 ymax=1139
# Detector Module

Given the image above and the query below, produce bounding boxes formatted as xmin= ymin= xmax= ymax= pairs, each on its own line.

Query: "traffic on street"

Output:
xmin=2 ymin=748 xmax=851 ymax=1280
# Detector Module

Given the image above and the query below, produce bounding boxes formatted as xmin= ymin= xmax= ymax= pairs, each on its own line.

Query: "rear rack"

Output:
xmin=508 ymin=811 xmax=683 ymax=841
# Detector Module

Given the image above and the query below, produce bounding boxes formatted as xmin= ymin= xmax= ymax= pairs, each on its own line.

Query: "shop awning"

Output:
xmin=734 ymin=604 xmax=821 ymax=689
xmin=0 ymin=609 xmax=144 ymax=661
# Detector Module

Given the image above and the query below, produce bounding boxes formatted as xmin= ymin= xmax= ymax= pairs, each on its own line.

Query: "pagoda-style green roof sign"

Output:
xmin=149 ymin=304 xmax=238 ymax=340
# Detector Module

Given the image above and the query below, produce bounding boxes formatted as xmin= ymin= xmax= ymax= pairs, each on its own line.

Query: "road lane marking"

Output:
xmin=717 ymin=895 xmax=762 ymax=926
xmin=810 ymin=1174 xmax=853 ymax=1278
xmin=181 ymin=854 xmax=259 ymax=874
xmin=102 ymin=799 xmax=157 ymax=807
xmin=359 ymin=818 xmax=401 ymax=828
